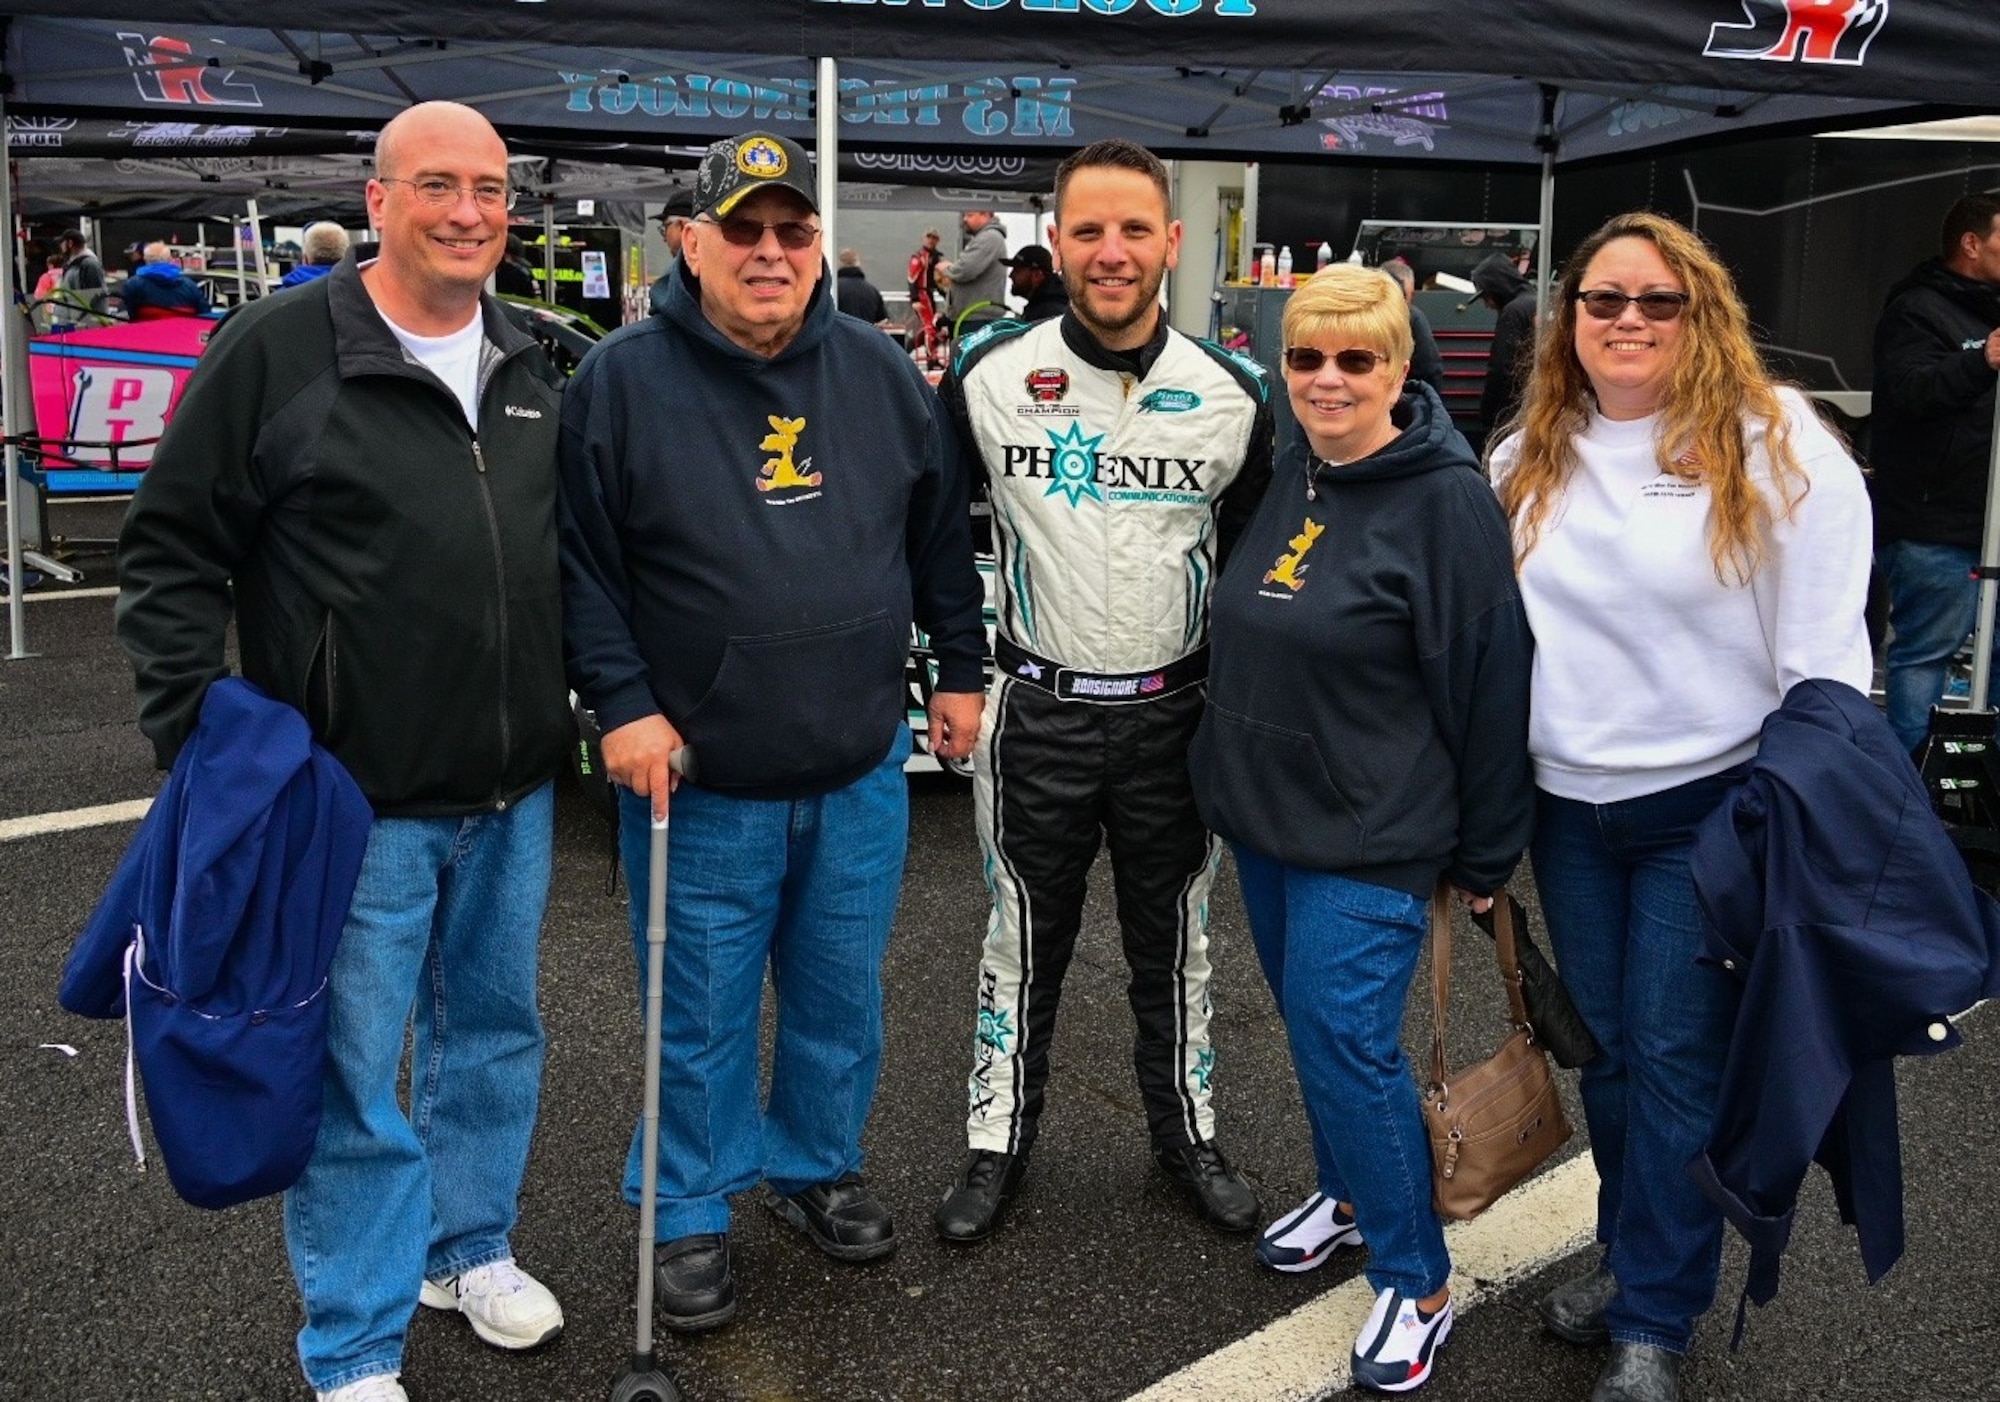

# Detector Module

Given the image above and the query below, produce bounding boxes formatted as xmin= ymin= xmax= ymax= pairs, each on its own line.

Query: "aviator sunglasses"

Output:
xmin=1575 ymin=289 xmax=1691 ymax=321
xmin=1283 ymin=346 xmax=1388 ymax=375
xmin=697 ymin=214 xmax=822 ymax=250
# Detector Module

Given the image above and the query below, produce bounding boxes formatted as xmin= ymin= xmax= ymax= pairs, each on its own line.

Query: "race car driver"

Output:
xmin=933 ymin=137 xmax=1274 ymax=1244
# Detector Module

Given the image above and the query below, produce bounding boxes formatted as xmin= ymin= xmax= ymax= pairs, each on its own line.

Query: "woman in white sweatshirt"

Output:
xmin=1488 ymin=212 xmax=1872 ymax=1402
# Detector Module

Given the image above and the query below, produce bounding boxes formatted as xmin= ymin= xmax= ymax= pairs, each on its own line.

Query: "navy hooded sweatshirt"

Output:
xmin=558 ymin=258 xmax=984 ymax=798
xmin=1189 ymin=384 xmax=1533 ymax=898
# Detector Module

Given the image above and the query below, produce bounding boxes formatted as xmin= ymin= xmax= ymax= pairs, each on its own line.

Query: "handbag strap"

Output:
xmin=1428 ymin=882 xmax=1534 ymax=1089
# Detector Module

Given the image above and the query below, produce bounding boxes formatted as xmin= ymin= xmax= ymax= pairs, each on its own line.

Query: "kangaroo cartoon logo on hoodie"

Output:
xmin=756 ymin=414 xmax=822 ymax=499
xmin=1262 ymin=517 xmax=1324 ymax=594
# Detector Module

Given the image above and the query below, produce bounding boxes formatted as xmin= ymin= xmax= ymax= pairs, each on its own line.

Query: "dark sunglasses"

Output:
xmin=1576 ymin=289 xmax=1690 ymax=322
xmin=698 ymin=215 xmax=821 ymax=251
xmin=1283 ymin=346 xmax=1388 ymax=375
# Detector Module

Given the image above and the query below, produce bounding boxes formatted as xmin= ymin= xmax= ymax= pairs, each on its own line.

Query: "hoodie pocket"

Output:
xmin=1191 ymin=702 xmax=1365 ymax=863
xmin=682 ymin=611 xmax=907 ymax=789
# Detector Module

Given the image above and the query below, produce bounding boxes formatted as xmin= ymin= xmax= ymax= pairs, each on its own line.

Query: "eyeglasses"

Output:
xmin=697 ymin=215 xmax=821 ymax=251
xmin=1576 ymin=289 xmax=1690 ymax=321
xmin=1283 ymin=346 xmax=1388 ymax=375
xmin=377 ymin=177 xmax=518 ymax=211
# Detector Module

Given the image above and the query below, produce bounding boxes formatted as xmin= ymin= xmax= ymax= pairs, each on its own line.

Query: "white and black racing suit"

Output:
xmin=940 ymin=312 xmax=1273 ymax=1155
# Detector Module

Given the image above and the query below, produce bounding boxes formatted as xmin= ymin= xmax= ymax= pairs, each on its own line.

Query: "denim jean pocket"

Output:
xmin=1319 ymin=873 xmax=1427 ymax=932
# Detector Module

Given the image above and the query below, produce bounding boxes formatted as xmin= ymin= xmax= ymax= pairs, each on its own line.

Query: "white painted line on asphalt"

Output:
xmin=0 ymin=799 xmax=152 ymax=843
xmin=1125 ymin=1155 xmax=1599 ymax=1402
xmin=21 ymin=587 xmax=118 ymax=603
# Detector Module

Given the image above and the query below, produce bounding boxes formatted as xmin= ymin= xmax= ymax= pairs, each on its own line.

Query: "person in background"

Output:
xmin=907 ymin=225 xmax=946 ymax=366
xmin=1190 ymin=264 xmax=1532 ymax=1395
xmin=933 ymin=138 xmax=1272 ymax=1247
xmin=493 ymin=233 xmax=541 ymax=299
xmin=51 ymin=228 xmax=106 ymax=325
xmin=560 ymin=129 xmax=984 ymax=1335
xmin=834 ymin=247 xmax=891 ymax=327
xmin=1473 ymin=250 xmax=1537 ymax=438
xmin=1383 ymin=257 xmax=1447 ymax=400
xmin=940 ymin=204 xmax=1007 ymax=337
xmin=279 ymin=222 xmax=351 ymax=287
xmin=1003 ymin=245 xmax=1068 ymax=322
xmin=117 ymin=242 xmax=211 ymax=320
xmin=115 ymin=101 xmax=571 ymax=1402
xmin=648 ymin=190 xmax=696 ymax=315
xmin=1490 ymin=211 xmax=1872 ymax=1402
xmin=1870 ymin=191 xmax=2000 ymax=753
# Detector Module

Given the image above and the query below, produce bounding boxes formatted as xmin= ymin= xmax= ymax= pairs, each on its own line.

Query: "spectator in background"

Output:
xmin=1472 ymin=251 xmax=1536 ymax=437
xmin=649 ymin=191 xmax=696 ymax=315
xmin=907 ymin=226 xmax=946 ymax=368
xmin=494 ymin=234 xmax=541 ymax=299
xmin=52 ymin=228 xmax=107 ymax=325
xmin=940 ymin=205 xmax=1007 ymax=337
xmin=834 ymin=247 xmax=890 ymax=327
xmin=1871 ymin=191 xmax=2000 ymax=753
xmin=1383 ymin=257 xmax=1447 ymax=400
xmin=1004 ymin=245 xmax=1068 ymax=322
xmin=279 ymin=222 xmax=351 ymax=287
xmin=117 ymin=241 xmax=211 ymax=320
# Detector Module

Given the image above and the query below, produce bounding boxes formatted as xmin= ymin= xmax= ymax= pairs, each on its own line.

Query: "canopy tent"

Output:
xmin=8 ymin=1 xmax=2000 ymax=656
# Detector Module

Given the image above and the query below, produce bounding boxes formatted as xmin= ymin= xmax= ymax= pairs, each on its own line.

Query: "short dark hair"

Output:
xmin=1941 ymin=192 xmax=2000 ymax=263
xmin=57 ymin=228 xmax=84 ymax=248
xmin=1055 ymin=139 xmax=1171 ymax=223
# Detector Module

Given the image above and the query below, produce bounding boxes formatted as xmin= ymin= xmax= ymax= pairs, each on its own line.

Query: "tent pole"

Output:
xmin=542 ymin=196 xmax=556 ymax=298
xmin=244 ymin=197 xmax=271 ymax=297
xmin=1970 ymin=385 xmax=2000 ymax=711
xmin=4 ymin=87 xmax=30 ymax=660
xmin=816 ymin=58 xmax=838 ymax=266
xmin=1534 ymin=86 xmax=1558 ymax=316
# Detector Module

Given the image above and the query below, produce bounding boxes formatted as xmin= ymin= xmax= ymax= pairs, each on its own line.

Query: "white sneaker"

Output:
xmin=317 ymin=1375 xmax=407 ymax=1402
xmin=1352 ymin=1286 xmax=1452 ymax=1394
xmin=1256 ymin=1192 xmax=1364 ymax=1273
xmin=420 ymin=1257 xmax=564 ymax=1351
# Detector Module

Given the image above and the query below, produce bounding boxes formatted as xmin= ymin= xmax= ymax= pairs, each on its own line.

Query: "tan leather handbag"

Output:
xmin=1424 ymin=883 xmax=1573 ymax=1221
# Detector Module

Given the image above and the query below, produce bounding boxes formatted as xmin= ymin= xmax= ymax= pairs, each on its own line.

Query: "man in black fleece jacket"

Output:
xmin=1872 ymin=191 xmax=2000 ymax=752
xmin=559 ymin=131 xmax=984 ymax=1334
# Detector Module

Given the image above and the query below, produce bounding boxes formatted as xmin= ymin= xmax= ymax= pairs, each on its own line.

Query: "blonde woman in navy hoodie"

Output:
xmin=1189 ymin=264 xmax=1533 ymax=1395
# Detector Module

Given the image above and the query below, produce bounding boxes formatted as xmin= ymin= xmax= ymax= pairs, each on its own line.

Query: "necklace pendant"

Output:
xmin=1306 ymin=482 xmax=1316 ymax=501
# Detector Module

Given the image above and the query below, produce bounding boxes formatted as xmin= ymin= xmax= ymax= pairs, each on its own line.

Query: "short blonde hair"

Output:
xmin=1282 ymin=265 xmax=1412 ymax=368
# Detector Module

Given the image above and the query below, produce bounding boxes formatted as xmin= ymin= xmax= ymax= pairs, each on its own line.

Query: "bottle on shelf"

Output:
xmin=1315 ymin=241 xmax=1334 ymax=271
xmin=1258 ymin=246 xmax=1276 ymax=287
xmin=1276 ymin=245 xmax=1294 ymax=288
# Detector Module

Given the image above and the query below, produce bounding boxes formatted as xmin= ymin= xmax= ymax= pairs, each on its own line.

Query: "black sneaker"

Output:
xmin=653 ymin=1232 xmax=736 ymax=1333
xmin=766 ymin=1172 xmax=898 ymax=1262
xmin=1154 ymin=1140 xmax=1258 ymax=1233
xmin=934 ymin=1149 xmax=1028 ymax=1244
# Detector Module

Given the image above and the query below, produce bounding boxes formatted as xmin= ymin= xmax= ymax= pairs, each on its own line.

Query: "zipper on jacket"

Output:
xmin=469 ymin=432 xmax=515 ymax=807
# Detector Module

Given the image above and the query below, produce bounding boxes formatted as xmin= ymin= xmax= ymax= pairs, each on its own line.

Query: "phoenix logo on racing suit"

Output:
xmin=755 ymin=414 xmax=822 ymax=495
xmin=1703 ymin=0 xmax=1888 ymax=66
xmin=996 ymin=424 xmax=1211 ymax=508
xmin=1262 ymin=518 xmax=1325 ymax=592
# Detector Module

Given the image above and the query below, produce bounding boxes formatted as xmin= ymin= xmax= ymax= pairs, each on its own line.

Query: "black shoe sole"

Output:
xmin=767 ymin=1195 xmax=899 ymax=1263
xmin=656 ymin=1294 xmax=738 ymax=1334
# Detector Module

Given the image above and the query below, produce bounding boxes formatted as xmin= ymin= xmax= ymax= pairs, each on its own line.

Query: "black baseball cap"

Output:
xmin=692 ymin=132 xmax=818 ymax=219
xmin=1006 ymin=246 xmax=1054 ymax=273
xmin=658 ymin=190 xmax=695 ymax=223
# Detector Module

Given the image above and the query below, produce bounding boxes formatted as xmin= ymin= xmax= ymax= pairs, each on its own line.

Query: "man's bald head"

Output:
xmin=374 ymin=101 xmax=506 ymax=182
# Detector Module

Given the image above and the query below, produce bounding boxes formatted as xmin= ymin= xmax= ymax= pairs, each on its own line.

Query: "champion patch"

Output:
xmin=1025 ymin=367 xmax=1069 ymax=403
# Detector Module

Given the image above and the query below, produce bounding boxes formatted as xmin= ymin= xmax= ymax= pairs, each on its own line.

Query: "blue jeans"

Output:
xmin=283 ymin=783 xmax=553 ymax=1392
xmin=1879 ymin=539 xmax=1997 ymax=752
xmin=1234 ymin=848 xmax=1451 ymax=1299
xmin=619 ymin=730 xmax=911 ymax=1241
xmin=1531 ymin=771 xmax=1744 ymax=1353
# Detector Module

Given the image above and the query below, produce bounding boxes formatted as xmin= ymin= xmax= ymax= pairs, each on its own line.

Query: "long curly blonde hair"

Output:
xmin=1494 ymin=212 xmax=1806 ymax=584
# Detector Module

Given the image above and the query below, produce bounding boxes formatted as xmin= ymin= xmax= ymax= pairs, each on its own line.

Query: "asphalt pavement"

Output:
xmin=2 ymin=514 xmax=1996 ymax=1401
